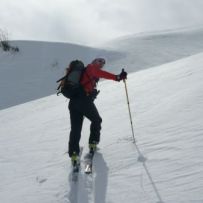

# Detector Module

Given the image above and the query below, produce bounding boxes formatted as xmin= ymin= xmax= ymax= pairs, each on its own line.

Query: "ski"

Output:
xmin=84 ymin=151 xmax=94 ymax=174
xmin=71 ymin=147 xmax=83 ymax=182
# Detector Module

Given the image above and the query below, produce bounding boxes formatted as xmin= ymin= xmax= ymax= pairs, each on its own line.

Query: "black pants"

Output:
xmin=68 ymin=96 xmax=102 ymax=157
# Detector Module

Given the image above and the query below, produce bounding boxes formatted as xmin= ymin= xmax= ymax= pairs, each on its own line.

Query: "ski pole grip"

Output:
xmin=122 ymin=68 xmax=126 ymax=81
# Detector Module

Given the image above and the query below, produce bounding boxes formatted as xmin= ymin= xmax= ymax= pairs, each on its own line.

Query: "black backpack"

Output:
xmin=56 ymin=60 xmax=86 ymax=99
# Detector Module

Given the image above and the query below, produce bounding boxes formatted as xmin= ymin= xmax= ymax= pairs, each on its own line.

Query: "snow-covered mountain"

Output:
xmin=0 ymin=51 xmax=203 ymax=203
xmin=1 ymin=27 xmax=203 ymax=110
xmin=104 ymin=27 xmax=203 ymax=72
xmin=0 ymin=41 xmax=122 ymax=110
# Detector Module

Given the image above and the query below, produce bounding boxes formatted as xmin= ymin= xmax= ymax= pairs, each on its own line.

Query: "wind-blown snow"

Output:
xmin=0 ymin=52 xmax=203 ymax=203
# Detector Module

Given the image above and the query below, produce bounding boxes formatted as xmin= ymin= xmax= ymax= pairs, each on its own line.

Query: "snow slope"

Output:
xmin=0 ymin=41 xmax=122 ymax=110
xmin=1 ymin=27 xmax=203 ymax=110
xmin=104 ymin=27 xmax=203 ymax=73
xmin=0 ymin=52 xmax=203 ymax=203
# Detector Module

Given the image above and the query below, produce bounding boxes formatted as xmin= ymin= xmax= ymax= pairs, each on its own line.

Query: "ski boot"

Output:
xmin=89 ymin=141 xmax=98 ymax=154
xmin=71 ymin=152 xmax=79 ymax=172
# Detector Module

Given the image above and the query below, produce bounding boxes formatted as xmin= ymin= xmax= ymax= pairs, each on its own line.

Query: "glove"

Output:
xmin=116 ymin=69 xmax=127 ymax=81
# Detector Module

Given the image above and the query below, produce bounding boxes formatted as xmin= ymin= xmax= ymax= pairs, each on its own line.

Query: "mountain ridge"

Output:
xmin=1 ymin=27 xmax=203 ymax=110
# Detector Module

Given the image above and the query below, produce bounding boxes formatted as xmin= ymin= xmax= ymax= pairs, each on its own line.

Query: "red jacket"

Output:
xmin=80 ymin=64 xmax=116 ymax=94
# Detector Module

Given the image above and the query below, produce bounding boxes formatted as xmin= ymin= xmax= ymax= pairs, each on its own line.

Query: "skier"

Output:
xmin=68 ymin=58 xmax=127 ymax=164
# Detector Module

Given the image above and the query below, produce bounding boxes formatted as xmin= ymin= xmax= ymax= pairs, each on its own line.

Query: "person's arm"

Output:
xmin=89 ymin=64 xmax=117 ymax=80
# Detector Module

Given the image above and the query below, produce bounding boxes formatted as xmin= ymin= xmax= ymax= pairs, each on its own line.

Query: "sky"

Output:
xmin=1 ymin=0 xmax=203 ymax=46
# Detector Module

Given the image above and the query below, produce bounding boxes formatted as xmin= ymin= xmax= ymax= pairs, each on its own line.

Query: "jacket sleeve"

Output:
xmin=89 ymin=64 xmax=117 ymax=80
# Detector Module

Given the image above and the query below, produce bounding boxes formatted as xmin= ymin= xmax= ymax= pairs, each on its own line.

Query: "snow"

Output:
xmin=1 ymin=27 xmax=203 ymax=110
xmin=1 ymin=44 xmax=203 ymax=203
xmin=0 ymin=40 xmax=122 ymax=110
xmin=103 ymin=27 xmax=203 ymax=73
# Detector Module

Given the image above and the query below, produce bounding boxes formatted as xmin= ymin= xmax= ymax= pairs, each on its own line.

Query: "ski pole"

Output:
xmin=122 ymin=71 xmax=164 ymax=202
xmin=122 ymin=70 xmax=136 ymax=143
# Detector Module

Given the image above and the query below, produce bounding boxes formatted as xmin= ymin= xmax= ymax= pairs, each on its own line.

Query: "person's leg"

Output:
xmin=83 ymin=100 xmax=102 ymax=144
xmin=68 ymin=103 xmax=84 ymax=157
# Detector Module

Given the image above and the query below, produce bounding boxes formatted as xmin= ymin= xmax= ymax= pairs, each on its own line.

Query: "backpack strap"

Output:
xmin=56 ymin=67 xmax=72 ymax=95
xmin=56 ymin=67 xmax=72 ymax=83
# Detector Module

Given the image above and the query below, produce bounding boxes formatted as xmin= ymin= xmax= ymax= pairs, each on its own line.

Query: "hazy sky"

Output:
xmin=1 ymin=0 xmax=203 ymax=46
